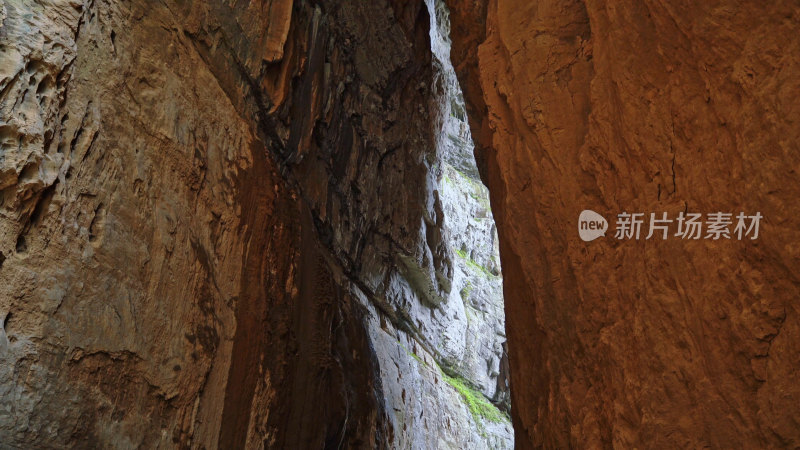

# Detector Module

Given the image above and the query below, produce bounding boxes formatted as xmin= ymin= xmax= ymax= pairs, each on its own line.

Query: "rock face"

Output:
xmin=446 ymin=0 xmax=800 ymax=448
xmin=6 ymin=0 xmax=795 ymax=447
xmin=0 ymin=0 xmax=511 ymax=447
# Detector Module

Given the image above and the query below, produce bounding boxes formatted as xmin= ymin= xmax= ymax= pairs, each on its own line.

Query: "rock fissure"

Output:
xmin=3 ymin=0 xmax=794 ymax=448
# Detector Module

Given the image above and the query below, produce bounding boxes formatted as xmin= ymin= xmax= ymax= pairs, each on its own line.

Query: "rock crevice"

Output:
xmin=0 ymin=0 xmax=512 ymax=447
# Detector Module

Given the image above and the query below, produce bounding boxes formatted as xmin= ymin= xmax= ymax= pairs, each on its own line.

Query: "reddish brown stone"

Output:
xmin=447 ymin=0 xmax=800 ymax=447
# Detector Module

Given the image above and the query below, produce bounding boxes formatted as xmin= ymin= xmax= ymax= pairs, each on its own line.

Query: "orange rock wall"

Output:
xmin=446 ymin=0 xmax=800 ymax=447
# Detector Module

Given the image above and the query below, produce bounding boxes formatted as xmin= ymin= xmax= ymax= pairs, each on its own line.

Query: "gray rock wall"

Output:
xmin=0 ymin=0 xmax=511 ymax=447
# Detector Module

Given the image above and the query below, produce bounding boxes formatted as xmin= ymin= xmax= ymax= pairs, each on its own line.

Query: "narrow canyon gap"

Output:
xmin=2 ymin=0 xmax=800 ymax=448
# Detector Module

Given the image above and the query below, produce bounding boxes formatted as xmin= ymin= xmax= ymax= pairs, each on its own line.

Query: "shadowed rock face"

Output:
xmin=0 ymin=0 xmax=511 ymax=447
xmin=446 ymin=0 xmax=800 ymax=448
xmin=0 ymin=0 xmax=361 ymax=446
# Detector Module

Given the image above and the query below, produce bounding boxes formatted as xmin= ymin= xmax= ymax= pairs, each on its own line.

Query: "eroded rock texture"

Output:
xmin=0 ymin=0 xmax=511 ymax=448
xmin=0 ymin=0 xmax=317 ymax=446
xmin=446 ymin=0 xmax=800 ymax=448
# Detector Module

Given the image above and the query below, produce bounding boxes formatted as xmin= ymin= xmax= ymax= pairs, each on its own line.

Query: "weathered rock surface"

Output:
xmin=0 ymin=0 xmax=320 ymax=446
xmin=0 ymin=0 xmax=511 ymax=447
xmin=446 ymin=0 xmax=800 ymax=447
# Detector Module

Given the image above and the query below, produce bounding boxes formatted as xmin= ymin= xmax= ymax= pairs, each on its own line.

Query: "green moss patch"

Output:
xmin=459 ymin=281 xmax=473 ymax=301
xmin=454 ymin=248 xmax=497 ymax=278
xmin=442 ymin=373 xmax=508 ymax=424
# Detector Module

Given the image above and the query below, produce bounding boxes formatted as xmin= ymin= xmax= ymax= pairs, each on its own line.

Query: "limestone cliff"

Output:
xmin=0 ymin=0 xmax=511 ymax=447
xmin=446 ymin=0 xmax=800 ymax=447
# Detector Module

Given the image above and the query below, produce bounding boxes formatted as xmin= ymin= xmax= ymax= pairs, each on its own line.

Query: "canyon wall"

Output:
xmin=0 ymin=0 xmax=511 ymax=447
xmin=446 ymin=0 xmax=800 ymax=448
xmin=5 ymin=0 xmax=798 ymax=447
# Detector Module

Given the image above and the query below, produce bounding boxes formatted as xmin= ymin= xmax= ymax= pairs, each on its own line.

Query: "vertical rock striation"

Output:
xmin=0 ymin=0 xmax=511 ymax=447
xmin=446 ymin=0 xmax=800 ymax=448
xmin=0 ymin=0 xmax=308 ymax=446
